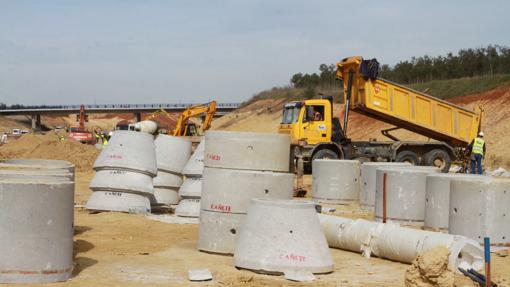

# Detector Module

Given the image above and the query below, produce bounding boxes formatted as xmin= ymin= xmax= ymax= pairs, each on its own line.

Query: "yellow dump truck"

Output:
xmin=279 ymin=56 xmax=482 ymax=172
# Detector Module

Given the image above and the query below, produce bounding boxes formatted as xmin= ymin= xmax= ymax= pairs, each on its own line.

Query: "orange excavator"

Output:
xmin=172 ymin=101 xmax=217 ymax=136
xmin=68 ymin=105 xmax=95 ymax=144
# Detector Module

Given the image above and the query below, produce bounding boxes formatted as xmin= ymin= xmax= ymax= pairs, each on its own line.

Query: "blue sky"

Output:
xmin=0 ymin=1 xmax=509 ymax=105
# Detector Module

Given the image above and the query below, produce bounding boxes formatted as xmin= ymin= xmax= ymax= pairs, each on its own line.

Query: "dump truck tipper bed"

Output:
xmin=337 ymin=56 xmax=482 ymax=147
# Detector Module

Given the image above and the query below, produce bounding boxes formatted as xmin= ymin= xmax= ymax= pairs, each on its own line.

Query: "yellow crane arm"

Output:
xmin=172 ymin=101 xmax=217 ymax=136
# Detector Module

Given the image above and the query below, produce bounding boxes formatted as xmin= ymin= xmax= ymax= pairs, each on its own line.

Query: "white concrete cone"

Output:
xmin=175 ymin=198 xmax=201 ymax=217
xmin=360 ymin=162 xmax=411 ymax=211
xmin=198 ymin=211 xmax=246 ymax=255
xmin=85 ymin=190 xmax=151 ymax=214
xmin=152 ymin=187 xmax=180 ymax=205
xmin=179 ymin=177 xmax=202 ymax=198
xmin=204 ymin=131 xmax=291 ymax=172
xmin=155 ymin=135 xmax=192 ymax=174
xmin=90 ymin=169 xmax=154 ymax=195
xmin=0 ymin=180 xmax=74 ymax=284
xmin=234 ymin=198 xmax=334 ymax=274
xmin=94 ymin=131 xmax=157 ymax=176
xmin=375 ymin=166 xmax=440 ymax=226
xmin=153 ymin=170 xmax=183 ymax=188
xmin=312 ymin=159 xmax=360 ymax=203
xmin=182 ymin=140 xmax=205 ymax=176
xmin=449 ymin=176 xmax=510 ymax=248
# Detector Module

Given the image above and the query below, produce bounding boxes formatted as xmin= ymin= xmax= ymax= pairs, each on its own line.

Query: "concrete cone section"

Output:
xmin=88 ymin=130 xmax=157 ymax=213
xmin=198 ymin=211 xmax=246 ymax=254
xmin=449 ymin=176 xmax=510 ymax=248
xmin=234 ymin=199 xmax=334 ymax=274
xmin=375 ymin=166 xmax=440 ymax=226
xmin=312 ymin=159 xmax=360 ymax=203
xmin=175 ymin=198 xmax=201 ymax=217
xmin=90 ymin=169 xmax=154 ymax=195
xmin=154 ymin=135 xmax=192 ymax=174
xmin=424 ymin=173 xmax=477 ymax=232
xmin=152 ymin=187 xmax=180 ymax=205
xmin=93 ymin=131 xmax=157 ymax=176
xmin=201 ymin=167 xmax=294 ymax=214
xmin=182 ymin=140 xmax=205 ymax=176
xmin=179 ymin=177 xmax=202 ymax=198
xmin=0 ymin=159 xmax=76 ymax=180
xmin=153 ymin=170 xmax=183 ymax=188
xmin=86 ymin=190 xmax=151 ymax=213
xmin=0 ymin=180 xmax=74 ymax=283
xmin=360 ymin=162 xmax=411 ymax=211
xmin=204 ymin=131 xmax=290 ymax=171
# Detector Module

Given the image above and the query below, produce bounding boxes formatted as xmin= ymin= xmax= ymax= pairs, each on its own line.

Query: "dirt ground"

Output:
xmin=19 ymin=172 xmax=509 ymax=287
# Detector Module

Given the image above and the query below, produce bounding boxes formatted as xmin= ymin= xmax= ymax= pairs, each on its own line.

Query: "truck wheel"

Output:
xmin=423 ymin=149 xmax=451 ymax=173
xmin=395 ymin=150 xmax=419 ymax=165
xmin=312 ymin=149 xmax=338 ymax=161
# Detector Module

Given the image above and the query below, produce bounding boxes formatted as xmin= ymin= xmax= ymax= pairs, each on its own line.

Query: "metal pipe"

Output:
xmin=343 ymin=70 xmax=354 ymax=137
xmin=484 ymin=237 xmax=491 ymax=287
xmin=383 ymin=172 xmax=387 ymax=223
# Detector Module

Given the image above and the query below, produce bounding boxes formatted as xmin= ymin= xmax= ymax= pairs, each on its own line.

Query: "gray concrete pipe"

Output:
xmin=449 ymin=176 xmax=510 ymax=248
xmin=375 ymin=166 xmax=440 ymax=226
xmin=182 ymin=140 xmax=205 ymax=176
xmin=198 ymin=211 xmax=246 ymax=255
xmin=152 ymin=187 xmax=180 ymax=206
xmin=204 ymin=131 xmax=290 ymax=172
xmin=178 ymin=177 xmax=203 ymax=198
xmin=93 ymin=144 xmax=157 ymax=176
xmin=312 ymin=159 xmax=361 ymax=203
xmin=234 ymin=199 xmax=334 ymax=274
xmin=153 ymin=170 xmax=183 ymax=188
xmin=0 ymin=159 xmax=75 ymax=180
xmin=424 ymin=173 xmax=479 ymax=232
xmin=0 ymin=180 xmax=74 ymax=283
xmin=318 ymin=214 xmax=484 ymax=272
xmin=154 ymin=134 xmax=192 ymax=174
xmin=175 ymin=198 xmax=201 ymax=217
xmin=85 ymin=190 xmax=151 ymax=214
xmin=89 ymin=169 xmax=154 ymax=195
xmin=360 ymin=162 xmax=411 ymax=211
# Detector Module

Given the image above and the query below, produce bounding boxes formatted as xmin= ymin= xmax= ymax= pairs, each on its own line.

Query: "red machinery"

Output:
xmin=68 ymin=105 xmax=94 ymax=144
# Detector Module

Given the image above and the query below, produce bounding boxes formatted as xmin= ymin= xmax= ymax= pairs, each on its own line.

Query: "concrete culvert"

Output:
xmin=204 ymin=131 xmax=291 ymax=172
xmin=0 ymin=180 xmax=74 ymax=284
xmin=175 ymin=198 xmax=201 ymax=217
xmin=182 ymin=140 xmax=205 ymax=176
xmin=234 ymin=198 xmax=334 ymax=275
xmin=360 ymin=162 xmax=411 ymax=211
xmin=85 ymin=190 xmax=151 ymax=214
xmin=312 ymin=159 xmax=361 ymax=203
xmin=153 ymin=170 xmax=183 ymax=188
xmin=375 ymin=166 xmax=440 ymax=226
xmin=178 ymin=177 xmax=203 ymax=198
xmin=449 ymin=176 xmax=510 ymax=249
xmin=154 ymin=134 xmax=192 ymax=174
xmin=152 ymin=187 xmax=180 ymax=206
xmin=0 ymin=159 xmax=75 ymax=180
xmin=424 ymin=173 xmax=480 ymax=232
xmin=198 ymin=211 xmax=246 ymax=255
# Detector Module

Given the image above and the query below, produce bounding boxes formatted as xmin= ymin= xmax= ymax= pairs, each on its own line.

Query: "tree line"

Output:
xmin=290 ymin=45 xmax=510 ymax=88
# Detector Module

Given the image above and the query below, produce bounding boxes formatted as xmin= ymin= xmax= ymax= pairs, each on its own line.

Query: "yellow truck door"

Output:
xmin=302 ymin=104 xmax=328 ymax=145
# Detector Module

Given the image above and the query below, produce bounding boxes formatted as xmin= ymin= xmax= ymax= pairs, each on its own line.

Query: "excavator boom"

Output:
xmin=172 ymin=101 xmax=217 ymax=136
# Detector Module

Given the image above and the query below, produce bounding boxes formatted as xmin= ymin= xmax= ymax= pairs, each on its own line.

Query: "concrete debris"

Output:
xmin=188 ymin=269 xmax=213 ymax=281
xmin=146 ymin=214 xmax=198 ymax=225
xmin=284 ymin=270 xmax=316 ymax=282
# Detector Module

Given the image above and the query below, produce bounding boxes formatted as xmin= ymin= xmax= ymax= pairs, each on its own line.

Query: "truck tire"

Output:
xmin=395 ymin=150 xmax=419 ymax=165
xmin=312 ymin=149 xmax=338 ymax=161
xmin=423 ymin=149 xmax=451 ymax=173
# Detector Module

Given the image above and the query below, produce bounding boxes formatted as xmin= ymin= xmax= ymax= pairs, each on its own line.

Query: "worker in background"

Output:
xmin=59 ymin=135 xmax=65 ymax=142
xmin=94 ymin=130 xmax=100 ymax=144
xmin=468 ymin=131 xmax=486 ymax=174
xmin=101 ymin=133 xmax=108 ymax=146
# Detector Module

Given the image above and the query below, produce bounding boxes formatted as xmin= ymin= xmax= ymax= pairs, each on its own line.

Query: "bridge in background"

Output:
xmin=0 ymin=102 xmax=241 ymax=130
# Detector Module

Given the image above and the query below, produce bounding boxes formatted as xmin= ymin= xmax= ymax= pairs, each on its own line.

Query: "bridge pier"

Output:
xmin=31 ymin=114 xmax=42 ymax=131
xmin=135 ymin=112 xmax=142 ymax=122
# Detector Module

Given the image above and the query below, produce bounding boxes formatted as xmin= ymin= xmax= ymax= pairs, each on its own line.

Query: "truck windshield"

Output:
xmin=282 ymin=106 xmax=300 ymax=124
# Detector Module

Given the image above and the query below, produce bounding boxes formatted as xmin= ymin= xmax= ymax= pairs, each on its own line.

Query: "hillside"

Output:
xmin=212 ymin=85 xmax=510 ymax=169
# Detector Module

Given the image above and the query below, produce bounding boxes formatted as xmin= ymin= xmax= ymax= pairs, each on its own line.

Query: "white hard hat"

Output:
xmin=478 ymin=131 xmax=484 ymax=137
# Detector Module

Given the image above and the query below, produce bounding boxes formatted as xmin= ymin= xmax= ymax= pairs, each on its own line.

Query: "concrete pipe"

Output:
xmin=201 ymin=167 xmax=294 ymax=214
xmin=153 ymin=170 xmax=183 ymax=188
xmin=197 ymin=210 xmax=246 ymax=255
xmin=152 ymin=187 xmax=180 ymax=206
xmin=94 ymin=145 xmax=157 ymax=176
xmin=450 ymin=176 xmax=510 ymax=248
xmin=234 ymin=199 xmax=334 ymax=274
xmin=108 ymin=130 xmax=155 ymax=148
xmin=312 ymin=159 xmax=361 ymax=203
xmin=182 ymin=140 xmax=205 ymax=176
xmin=85 ymin=190 xmax=151 ymax=213
xmin=375 ymin=166 xmax=440 ymax=226
xmin=318 ymin=214 xmax=483 ymax=272
xmin=360 ymin=162 xmax=411 ymax=211
xmin=179 ymin=177 xmax=202 ymax=198
xmin=0 ymin=180 xmax=74 ymax=283
xmin=155 ymin=135 xmax=192 ymax=174
xmin=90 ymin=169 xmax=154 ymax=195
xmin=0 ymin=169 xmax=74 ymax=180
xmin=175 ymin=198 xmax=201 ymax=218
xmin=0 ymin=159 xmax=75 ymax=180
xmin=132 ymin=120 xmax=158 ymax=134
xmin=204 ymin=131 xmax=290 ymax=172
xmin=424 ymin=173 xmax=478 ymax=232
